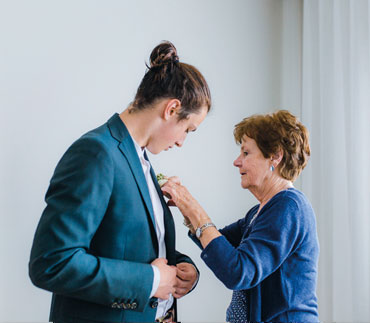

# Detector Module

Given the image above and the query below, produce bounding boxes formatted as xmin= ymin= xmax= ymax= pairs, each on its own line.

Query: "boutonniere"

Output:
xmin=156 ymin=173 xmax=168 ymax=187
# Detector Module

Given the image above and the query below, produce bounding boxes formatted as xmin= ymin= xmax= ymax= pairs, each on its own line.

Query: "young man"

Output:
xmin=29 ymin=41 xmax=211 ymax=323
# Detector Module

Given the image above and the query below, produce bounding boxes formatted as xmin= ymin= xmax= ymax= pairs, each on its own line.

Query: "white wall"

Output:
xmin=0 ymin=0 xmax=284 ymax=322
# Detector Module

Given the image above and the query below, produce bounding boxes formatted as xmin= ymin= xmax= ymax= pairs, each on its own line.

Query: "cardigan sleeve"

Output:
xmin=219 ymin=218 xmax=246 ymax=248
xmin=188 ymin=214 xmax=249 ymax=250
xmin=219 ymin=206 xmax=258 ymax=248
xmin=200 ymin=195 xmax=305 ymax=290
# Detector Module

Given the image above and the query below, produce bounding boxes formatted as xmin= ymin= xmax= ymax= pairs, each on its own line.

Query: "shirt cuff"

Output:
xmin=150 ymin=265 xmax=160 ymax=298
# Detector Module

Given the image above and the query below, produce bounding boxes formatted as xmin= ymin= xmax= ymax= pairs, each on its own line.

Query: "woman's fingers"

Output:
xmin=161 ymin=185 xmax=173 ymax=199
xmin=167 ymin=176 xmax=181 ymax=184
xmin=167 ymin=199 xmax=177 ymax=207
xmin=161 ymin=182 xmax=191 ymax=211
xmin=162 ymin=190 xmax=172 ymax=199
xmin=161 ymin=181 xmax=181 ymax=200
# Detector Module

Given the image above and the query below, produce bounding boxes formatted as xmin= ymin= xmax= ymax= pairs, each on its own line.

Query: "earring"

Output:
xmin=270 ymin=165 xmax=275 ymax=171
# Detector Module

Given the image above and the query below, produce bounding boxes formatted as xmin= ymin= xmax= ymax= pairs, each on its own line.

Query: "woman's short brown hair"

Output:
xmin=234 ymin=110 xmax=310 ymax=181
xmin=132 ymin=41 xmax=211 ymax=120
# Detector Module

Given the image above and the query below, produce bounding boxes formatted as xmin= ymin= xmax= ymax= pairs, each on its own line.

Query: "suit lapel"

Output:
xmin=107 ymin=113 xmax=175 ymax=261
xmin=119 ymin=140 xmax=156 ymax=227
xmin=107 ymin=114 xmax=157 ymax=242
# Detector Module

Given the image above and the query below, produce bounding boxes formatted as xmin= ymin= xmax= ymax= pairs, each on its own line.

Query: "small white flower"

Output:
xmin=156 ymin=173 xmax=168 ymax=187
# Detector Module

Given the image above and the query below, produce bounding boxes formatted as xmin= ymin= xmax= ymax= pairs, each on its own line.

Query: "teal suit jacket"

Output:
xmin=29 ymin=113 xmax=196 ymax=322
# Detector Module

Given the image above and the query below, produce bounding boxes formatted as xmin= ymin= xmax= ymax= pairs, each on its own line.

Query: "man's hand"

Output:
xmin=173 ymin=262 xmax=198 ymax=299
xmin=151 ymin=258 xmax=177 ymax=300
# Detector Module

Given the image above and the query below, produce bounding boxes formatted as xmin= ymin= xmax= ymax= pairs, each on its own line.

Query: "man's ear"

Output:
xmin=163 ymin=99 xmax=181 ymax=120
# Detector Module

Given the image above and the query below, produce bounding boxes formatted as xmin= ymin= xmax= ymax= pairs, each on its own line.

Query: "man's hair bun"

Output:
xmin=132 ymin=40 xmax=211 ymax=120
xmin=149 ymin=41 xmax=179 ymax=68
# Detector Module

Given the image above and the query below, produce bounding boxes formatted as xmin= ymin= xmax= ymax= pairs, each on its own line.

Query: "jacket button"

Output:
xmin=151 ymin=300 xmax=158 ymax=308
xmin=131 ymin=302 xmax=137 ymax=309
xmin=111 ymin=302 xmax=118 ymax=309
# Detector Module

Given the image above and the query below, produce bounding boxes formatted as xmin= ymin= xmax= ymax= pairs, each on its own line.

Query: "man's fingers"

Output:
xmin=175 ymin=285 xmax=188 ymax=293
xmin=175 ymin=275 xmax=193 ymax=297
xmin=173 ymin=288 xmax=187 ymax=299
xmin=151 ymin=257 xmax=168 ymax=266
xmin=176 ymin=263 xmax=189 ymax=270
xmin=175 ymin=277 xmax=190 ymax=288
xmin=176 ymin=272 xmax=192 ymax=283
xmin=177 ymin=269 xmax=195 ymax=281
xmin=173 ymin=292 xmax=182 ymax=299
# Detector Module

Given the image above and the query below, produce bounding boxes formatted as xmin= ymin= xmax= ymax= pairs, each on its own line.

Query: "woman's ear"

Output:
xmin=163 ymin=98 xmax=181 ymax=120
xmin=271 ymin=150 xmax=283 ymax=167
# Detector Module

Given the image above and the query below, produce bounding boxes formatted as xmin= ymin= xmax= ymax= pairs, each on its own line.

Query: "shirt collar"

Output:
xmin=132 ymin=137 xmax=147 ymax=162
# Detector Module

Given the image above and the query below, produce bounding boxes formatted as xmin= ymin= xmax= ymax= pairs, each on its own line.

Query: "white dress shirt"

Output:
xmin=132 ymin=140 xmax=173 ymax=319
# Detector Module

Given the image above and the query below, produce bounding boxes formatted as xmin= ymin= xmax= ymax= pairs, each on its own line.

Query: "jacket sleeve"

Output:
xmin=29 ymin=137 xmax=153 ymax=312
xmin=175 ymin=250 xmax=195 ymax=266
xmin=199 ymin=197 xmax=305 ymax=290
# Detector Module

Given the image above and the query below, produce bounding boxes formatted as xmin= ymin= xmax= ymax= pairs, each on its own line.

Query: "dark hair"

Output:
xmin=234 ymin=110 xmax=310 ymax=181
xmin=132 ymin=41 xmax=211 ymax=120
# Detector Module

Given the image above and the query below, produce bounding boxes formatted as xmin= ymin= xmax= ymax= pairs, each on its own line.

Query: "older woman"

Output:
xmin=162 ymin=110 xmax=319 ymax=323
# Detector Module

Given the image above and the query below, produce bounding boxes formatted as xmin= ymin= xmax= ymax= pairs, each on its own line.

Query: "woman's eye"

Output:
xmin=243 ymin=151 xmax=248 ymax=156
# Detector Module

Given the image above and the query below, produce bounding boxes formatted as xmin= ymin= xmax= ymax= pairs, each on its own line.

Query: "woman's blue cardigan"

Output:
xmin=191 ymin=188 xmax=319 ymax=322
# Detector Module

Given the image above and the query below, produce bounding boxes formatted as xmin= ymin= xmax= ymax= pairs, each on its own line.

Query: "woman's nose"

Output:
xmin=233 ymin=156 xmax=241 ymax=167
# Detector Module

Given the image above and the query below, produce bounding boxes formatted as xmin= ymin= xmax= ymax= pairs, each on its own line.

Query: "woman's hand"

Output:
xmin=162 ymin=179 xmax=222 ymax=248
xmin=161 ymin=179 xmax=209 ymax=229
xmin=161 ymin=176 xmax=180 ymax=204
xmin=183 ymin=216 xmax=196 ymax=234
